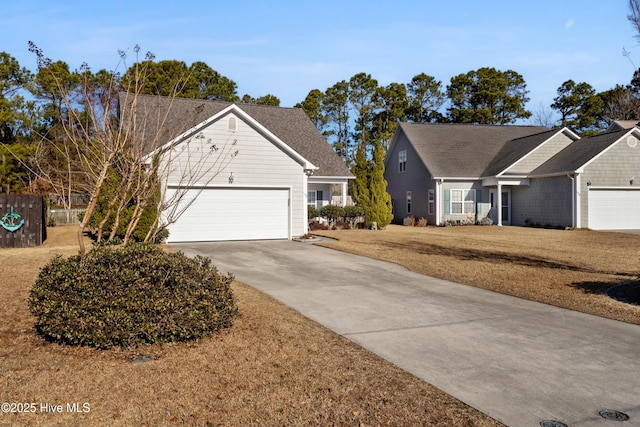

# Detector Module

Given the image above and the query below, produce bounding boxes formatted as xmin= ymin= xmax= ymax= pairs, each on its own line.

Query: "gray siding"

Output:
xmin=581 ymin=138 xmax=640 ymax=227
xmin=506 ymin=133 xmax=574 ymax=175
xmin=161 ymin=112 xmax=307 ymax=237
xmin=441 ymin=181 xmax=484 ymax=223
xmin=385 ymin=131 xmax=436 ymax=224
xmin=511 ymin=177 xmax=572 ymax=227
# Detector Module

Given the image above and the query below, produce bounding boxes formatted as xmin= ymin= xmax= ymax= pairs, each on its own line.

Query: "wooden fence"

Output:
xmin=0 ymin=194 xmax=46 ymax=248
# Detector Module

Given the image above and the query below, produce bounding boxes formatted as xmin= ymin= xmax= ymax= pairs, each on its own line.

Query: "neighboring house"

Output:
xmin=124 ymin=94 xmax=352 ymax=242
xmin=605 ymin=120 xmax=640 ymax=133
xmin=385 ymin=123 xmax=640 ymax=230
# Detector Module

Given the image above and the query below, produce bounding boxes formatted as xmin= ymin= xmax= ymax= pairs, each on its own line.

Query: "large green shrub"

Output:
xmin=29 ymin=244 xmax=238 ymax=349
xmin=319 ymin=204 xmax=344 ymax=219
xmin=307 ymin=204 xmax=319 ymax=219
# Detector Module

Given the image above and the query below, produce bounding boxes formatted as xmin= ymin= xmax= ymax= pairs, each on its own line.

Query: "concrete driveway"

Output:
xmin=172 ymin=239 xmax=640 ymax=427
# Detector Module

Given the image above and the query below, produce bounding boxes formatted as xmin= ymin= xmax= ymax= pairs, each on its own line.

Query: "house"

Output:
xmin=124 ymin=94 xmax=352 ymax=242
xmin=385 ymin=123 xmax=640 ymax=230
xmin=605 ymin=119 xmax=640 ymax=133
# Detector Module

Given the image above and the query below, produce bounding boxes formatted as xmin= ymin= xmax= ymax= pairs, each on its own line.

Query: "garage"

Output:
xmin=588 ymin=188 xmax=640 ymax=230
xmin=165 ymin=187 xmax=290 ymax=242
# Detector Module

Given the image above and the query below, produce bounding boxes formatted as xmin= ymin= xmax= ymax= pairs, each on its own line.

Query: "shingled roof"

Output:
xmin=531 ymin=128 xmax=630 ymax=176
xmin=119 ymin=93 xmax=352 ymax=178
xmin=482 ymin=128 xmax=570 ymax=176
xmin=397 ymin=123 xmax=549 ymax=178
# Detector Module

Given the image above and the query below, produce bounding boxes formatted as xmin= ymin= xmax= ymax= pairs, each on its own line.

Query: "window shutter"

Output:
xmin=317 ymin=190 xmax=323 ymax=203
xmin=444 ymin=189 xmax=450 ymax=215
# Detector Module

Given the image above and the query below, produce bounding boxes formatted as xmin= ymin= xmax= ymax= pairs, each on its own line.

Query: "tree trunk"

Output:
xmin=77 ymin=163 xmax=111 ymax=254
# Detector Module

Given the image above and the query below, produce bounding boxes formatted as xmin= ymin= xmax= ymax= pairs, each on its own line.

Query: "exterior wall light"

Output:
xmin=229 ymin=172 xmax=234 ymax=184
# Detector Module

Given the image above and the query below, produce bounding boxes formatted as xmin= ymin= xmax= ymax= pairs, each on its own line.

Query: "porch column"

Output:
xmin=574 ymin=173 xmax=581 ymax=228
xmin=341 ymin=181 xmax=347 ymax=207
xmin=496 ymin=183 xmax=503 ymax=226
xmin=435 ymin=179 xmax=442 ymax=226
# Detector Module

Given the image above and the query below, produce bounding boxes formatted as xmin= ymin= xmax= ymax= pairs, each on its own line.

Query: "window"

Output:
xmin=307 ymin=190 xmax=323 ymax=210
xmin=428 ymin=189 xmax=435 ymax=215
xmin=406 ymin=191 xmax=412 ymax=214
xmin=450 ymin=189 xmax=475 ymax=215
xmin=398 ymin=150 xmax=407 ymax=173
xmin=307 ymin=191 xmax=317 ymax=208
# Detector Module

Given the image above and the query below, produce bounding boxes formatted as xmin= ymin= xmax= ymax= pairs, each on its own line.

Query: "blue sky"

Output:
xmin=2 ymin=1 xmax=638 ymax=122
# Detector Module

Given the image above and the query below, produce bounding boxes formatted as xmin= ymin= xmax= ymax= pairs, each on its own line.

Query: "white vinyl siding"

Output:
xmin=161 ymin=111 xmax=306 ymax=239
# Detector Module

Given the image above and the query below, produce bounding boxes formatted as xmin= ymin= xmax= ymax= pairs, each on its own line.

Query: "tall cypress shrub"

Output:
xmin=350 ymin=139 xmax=393 ymax=228
xmin=367 ymin=139 xmax=393 ymax=228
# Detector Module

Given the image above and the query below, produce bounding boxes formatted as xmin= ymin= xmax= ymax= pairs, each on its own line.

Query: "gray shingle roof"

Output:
xmin=531 ymin=129 xmax=627 ymax=175
xmin=483 ymin=129 xmax=563 ymax=176
xmin=606 ymin=120 xmax=640 ymax=133
xmin=119 ymin=93 xmax=352 ymax=178
xmin=398 ymin=123 xmax=549 ymax=178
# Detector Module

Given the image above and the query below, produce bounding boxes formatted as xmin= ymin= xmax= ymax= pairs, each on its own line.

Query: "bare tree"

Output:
xmin=630 ymin=0 xmax=640 ymax=38
xmin=27 ymin=45 xmax=238 ymax=251
xmin=146 ymin=129 xmax=239 ymax=242
xmin=530 ymin=103 xmax=556 ymax=128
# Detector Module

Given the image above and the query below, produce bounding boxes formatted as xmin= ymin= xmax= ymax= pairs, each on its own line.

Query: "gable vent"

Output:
xmin=228 ymin=116 xmax=237 ymax=132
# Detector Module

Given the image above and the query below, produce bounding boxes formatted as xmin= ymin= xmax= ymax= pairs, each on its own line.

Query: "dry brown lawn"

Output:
xmin=313 ymin=225 xmax=640 ymax=325
xmin=0 ymin=226 xmax=501 ymax=426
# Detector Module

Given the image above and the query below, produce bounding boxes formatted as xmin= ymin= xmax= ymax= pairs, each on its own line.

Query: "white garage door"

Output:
xmin=588 ymin=188 xmax=640 ymax=230
xmin=165 ymin=187 xmax=290 ymax=242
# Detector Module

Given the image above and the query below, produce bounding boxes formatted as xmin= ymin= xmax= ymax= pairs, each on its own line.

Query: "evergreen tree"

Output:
xmin=551 ymin=80 xmax=605 ymax=133
xmin=447 ymin=67 xmax=531 ymax=124
xmin=351 ymin=141 xmax=370 ymax=218
xmin=351 ymin=138 xmax=392 ymax=229
xmin=366 ymin=138 xmax=393 ymax=228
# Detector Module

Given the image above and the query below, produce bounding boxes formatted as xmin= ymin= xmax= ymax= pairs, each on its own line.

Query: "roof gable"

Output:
xmin=153 ymin=103 xmax=315 ymax=170
xmin=605 ymin=120 xmax=640 ymax=133
xmin=483 ymin=127 xmax=579 ymax=177
xmin=531 ymin=128 xmax=640 ymax=175
xmin=392 ymin=123 xmax=549 ymax=178
xmin=120 ymin=94 xmax=352 ymax=178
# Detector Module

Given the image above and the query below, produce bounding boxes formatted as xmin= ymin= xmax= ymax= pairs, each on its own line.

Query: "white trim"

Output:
xmin=449 ymin=188 xmax=476 ymax=215
xmin=435 ymin=179 xmax=442 ymax=226
xmin=428 ymin=189 xmax=435 ymax=215
xmin=147 ymin=104 xmax=318 ymax=171
xmin=580 ymin=128 xmax=640 ymax=171
xmin=399 ymin=150 xmax=407 ymax=173
xmin=482 ymin=178 xmax=530 ymax=187
xmin=575 ymin=173 xmax=581 ymax=228
xmin=495 ymin=127 xmax=580 ymax=177
xmin=308 ymin=176 xmax=353 ymax=184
